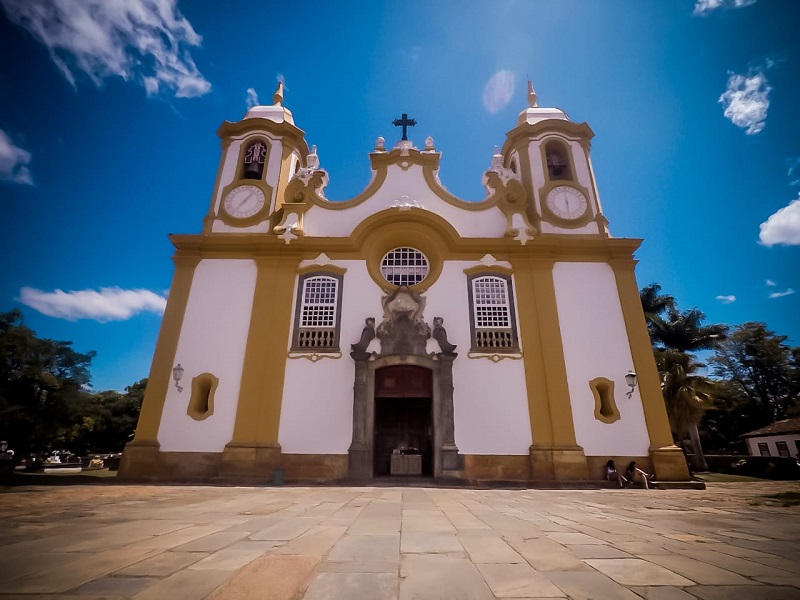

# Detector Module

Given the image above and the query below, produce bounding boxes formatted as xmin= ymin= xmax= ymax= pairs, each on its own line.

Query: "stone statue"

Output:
xmin=350 ymin=317 xmax=376 ymax=360
xmin=432 ymin=317 xmax=457 ymax=357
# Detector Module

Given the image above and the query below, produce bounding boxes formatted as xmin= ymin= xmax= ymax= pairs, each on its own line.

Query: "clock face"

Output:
xmin=546 ymin=186 xmax=588 ymax=220
xmin=223 ymin=185 xmax=266 ymax=219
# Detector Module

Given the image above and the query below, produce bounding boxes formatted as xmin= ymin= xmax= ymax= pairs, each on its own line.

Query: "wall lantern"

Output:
xmin=625 ymin=370 xmax=637 ymax=398
xmin=172 ymin=363 xmax=184 ymax=393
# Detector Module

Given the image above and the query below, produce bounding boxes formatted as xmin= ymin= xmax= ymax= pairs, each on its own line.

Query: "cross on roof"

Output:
xmin=392 ymin=113 xmax=417 ymax=141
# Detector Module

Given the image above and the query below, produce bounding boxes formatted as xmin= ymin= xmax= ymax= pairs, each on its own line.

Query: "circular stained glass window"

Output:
xmin=380 ymin=247 xmax=429 ymax=286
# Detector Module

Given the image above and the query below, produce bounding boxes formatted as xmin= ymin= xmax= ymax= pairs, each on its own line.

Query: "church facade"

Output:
xmin=119 ymin=83 xmax=690 ymax=484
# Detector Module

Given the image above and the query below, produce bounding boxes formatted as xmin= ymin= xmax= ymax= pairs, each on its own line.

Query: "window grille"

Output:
xmin=471 ymin=276 xmax=514 ymax=349
xmin=297 ymin=276 xmax=338 ymax=349
xmin=380 ymin=247 xmax=429 ymax=286
xmin=776 ymin=441 xmax=790 ymax=458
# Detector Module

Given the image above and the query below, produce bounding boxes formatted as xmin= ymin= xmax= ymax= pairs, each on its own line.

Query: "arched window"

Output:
xmin=292 ymin=273 xmax=343 ymax=351
xmin=544 ymin=140 xmax=573 ymax=181
xmin=241 ymin=140 xmax=267 ymax=180
xmin=467 ymin=274 xmax=518 ymax=351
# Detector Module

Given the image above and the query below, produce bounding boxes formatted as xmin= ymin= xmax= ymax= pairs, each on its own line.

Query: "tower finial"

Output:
xmin=273 ymin=80 xmax=284 ymax=106
xmin=527 ymin=79 xmax=538 ymax=108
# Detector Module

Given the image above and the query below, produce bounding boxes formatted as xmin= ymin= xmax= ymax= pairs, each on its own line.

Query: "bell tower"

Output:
xmin=203 ymin=82 xmax=310 ymax=234
xmin=501 ymin=82 xmax=609 ymax=237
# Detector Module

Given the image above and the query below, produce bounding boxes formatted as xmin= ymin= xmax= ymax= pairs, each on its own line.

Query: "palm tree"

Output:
xmin=639 ymin=289 xmax=728 ymax=472
xmin=656 ymin=349 xmax=717 ymax=471
xmin=640 ymin=283 xmax=675 ymax=325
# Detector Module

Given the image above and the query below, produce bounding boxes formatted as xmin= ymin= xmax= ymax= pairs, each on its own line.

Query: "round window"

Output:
xmin=380 ymin=247 xmax=429 ymax=286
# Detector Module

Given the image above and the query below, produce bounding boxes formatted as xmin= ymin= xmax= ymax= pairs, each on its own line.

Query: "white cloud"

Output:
xmin=759 ymin=197 xmax=800 ymax=246
xmin=245 ymin=87 xmax=259 ymax=108
xmin=715 ymin=295 xmax=736 ymax=304
xmin=766 ymin=279 xmax=776 ymax=286
xmin=718 ymin=70 xmax=770 ymax=135
xmin=0 ymin=128 xmax=33 ymax=185
xmin=787 ymin=156 xmax=800 ymax=187
xmin=482 ymin=70 xmax=515 ymax=114
xmin=19 ymin=287 xmax=167 ymax=322
xmin=693 ymin=0 xmax=757 ymax=15
xmin=769 ymin=288 xmax=796 ymax=299
xmin=0 ymin=0 xmax=210 ymax=98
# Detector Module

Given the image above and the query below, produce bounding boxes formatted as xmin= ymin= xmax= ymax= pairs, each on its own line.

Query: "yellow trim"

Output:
xmin=463 ymin=264 xmax=514 ymax=277
xmin=540 ymin=138 xmax=576 ymax=183
xmin=132 ymin=254 xmax=200 ymax=442
xmin=218 ymin=182 xmax=274 ymax=227
xmin=502 ymin=119 xmax=595 ymax=158
xmin=217 ymin=118 xmax=309 ymax=160
xmin=229 ymin=255 xmax=298 ymax=445
xmin=296 ymin=264 xmax=347 ymax=276
xmin=234 ymin=136 xmax=271 ymax=181
xmin=539 ymin=182 xmax=594 ymax=228
xmin=608 ymin=258 xmax=674 ymax=448
xmin=187 ymin=373 xmax=219 ymax=421
xmin=273 ymin=144 xmax=298 ymax=214
xmin=589 ymin=377 xmax=621 ymax=424
xmin=467 ymin=351 xmax=523 ymax=361
xmin=287 ymin=351 xmax=342 ymax=361
xmin=351 ymin=211 xmax=457 ymax=292
xmin=511 ymin=257 xmax=578 ymax=447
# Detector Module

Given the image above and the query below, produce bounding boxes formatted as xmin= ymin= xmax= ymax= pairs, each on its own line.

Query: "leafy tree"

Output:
xmin=0 ymin=310 xmax=145 ymax=455
xmin=0 ymin=309 xmax=95 ymax=454
xmin=711 ymin=322 xmax=800 ymax=429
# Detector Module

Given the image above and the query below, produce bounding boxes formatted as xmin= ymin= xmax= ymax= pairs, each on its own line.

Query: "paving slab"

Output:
xmin=303 ymin=572 xmax=398 ymax=600
xmin=583 ymin=558 xmax=694 ymax=586
xmin=399 ymin=554 xmax=494 ymax=600
xmin=1 ymin=481 xmax=798 ymax=600
xmin=476 ymin=563 xmax=565 ymax=597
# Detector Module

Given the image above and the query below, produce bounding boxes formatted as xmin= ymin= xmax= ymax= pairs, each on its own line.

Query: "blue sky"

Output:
xmin=1 ymin=0 xmax=798 ymax=392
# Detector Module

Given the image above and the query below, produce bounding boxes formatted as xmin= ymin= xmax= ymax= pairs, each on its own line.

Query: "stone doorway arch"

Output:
xmin=348 ymin=353 xmax=460 ymax=480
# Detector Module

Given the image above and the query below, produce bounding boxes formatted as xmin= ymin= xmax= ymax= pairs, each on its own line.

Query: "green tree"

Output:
xmin=0 ymin=309 xmax=95 ymax=454
xmin=711 ymin=322 xmax=800 ymax=429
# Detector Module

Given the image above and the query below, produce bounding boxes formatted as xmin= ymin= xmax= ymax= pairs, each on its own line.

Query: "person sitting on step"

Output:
xmin=604 ymin=459 xmax=628 ymax=488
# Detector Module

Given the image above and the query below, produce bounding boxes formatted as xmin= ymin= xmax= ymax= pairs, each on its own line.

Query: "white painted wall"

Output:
xmin=747 ymin=434 xmax=800 ymax=457
xmin=426 ymin=262 xmax=532 ymax=455
xmin=279 ymin=261 xmax=383 ymax=454
xmin=552 ymin=262 xmax=651 ymax=457
xmin=301 ymin=163 xmax=508 ymax=239
xmin=158 ymin=259 xmax=257 ymax=452
xmin=278 ymin=259 xmax=532 ymax=455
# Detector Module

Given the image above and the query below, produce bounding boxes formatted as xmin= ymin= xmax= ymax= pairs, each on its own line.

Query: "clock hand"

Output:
xmin=235 ymin=191 xmax=253 ymax=210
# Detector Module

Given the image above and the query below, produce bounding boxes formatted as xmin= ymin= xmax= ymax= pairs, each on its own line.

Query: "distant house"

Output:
xmin=743 ymin=418 xmax=800 ymax=459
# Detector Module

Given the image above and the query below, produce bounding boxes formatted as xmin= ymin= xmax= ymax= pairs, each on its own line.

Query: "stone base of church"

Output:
xmin=218 ymin=443 xmax=281 ymax=483
xmin=118 ymin=441 xmax=221 ymax=480
xmin=282 ymin=454 xmax=349 ymax=483
xmin=118 ymin=444 xmax=692 ymax=484
xmin=530 ymin=445 xmax=589 ymax=480
xmin=464 ymin=455 xmax=530 ymax=481
xmin=649 ymin=445 xmax=691 ymax=481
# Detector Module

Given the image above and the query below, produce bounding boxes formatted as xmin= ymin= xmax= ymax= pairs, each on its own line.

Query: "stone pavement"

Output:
xmin=0 ymin=482 xmax=798 ymax=599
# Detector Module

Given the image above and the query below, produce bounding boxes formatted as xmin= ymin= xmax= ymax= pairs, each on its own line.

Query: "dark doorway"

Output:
xmin=373 ymin=365 xmax=433 ymax=477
